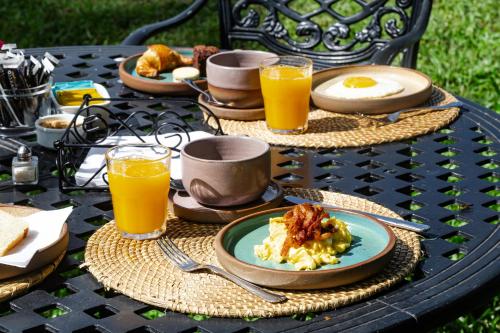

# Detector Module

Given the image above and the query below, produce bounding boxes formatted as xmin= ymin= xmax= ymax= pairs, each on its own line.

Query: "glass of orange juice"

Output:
xmin=260 ymin=56 xmax=313 ymax=134
xmin=105 ymin=144 xmax=171 ymax=240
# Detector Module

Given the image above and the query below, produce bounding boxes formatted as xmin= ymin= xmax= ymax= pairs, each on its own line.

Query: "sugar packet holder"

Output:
xmin=0 ymin=45 xmax=59 ymax=88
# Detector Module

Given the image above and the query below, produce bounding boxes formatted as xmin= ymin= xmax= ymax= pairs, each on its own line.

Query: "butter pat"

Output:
xmin=172 ymin=66 xmax=200 ymax=82
xmin=56 ymin=88 xmax=103 ymax=106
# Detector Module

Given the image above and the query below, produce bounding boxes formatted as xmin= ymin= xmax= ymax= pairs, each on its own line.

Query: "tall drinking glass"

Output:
xmin=259 ymin=56 xmax=313 ymax=134
xmin=105 ymin=144 xmax=171 ymax=240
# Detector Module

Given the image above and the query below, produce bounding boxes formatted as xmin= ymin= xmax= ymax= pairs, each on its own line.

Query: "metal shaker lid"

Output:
xmin=17 ymin=145 xmax=32 ymax=161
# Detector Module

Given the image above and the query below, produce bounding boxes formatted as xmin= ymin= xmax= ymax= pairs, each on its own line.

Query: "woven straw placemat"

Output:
xmin=0 ymin=252 xmax=65 ymax=302
xmin=208 ymin=86 xmax=459 ymax=148
xmin=84 ymin=188 xmax=421 ymax=318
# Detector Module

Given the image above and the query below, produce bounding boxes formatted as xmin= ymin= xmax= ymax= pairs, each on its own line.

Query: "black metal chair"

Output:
xmin=122 ymin=0 xmax=432 ymax=69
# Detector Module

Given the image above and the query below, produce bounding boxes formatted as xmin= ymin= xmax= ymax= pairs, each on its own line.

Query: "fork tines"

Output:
xmin=156 ymin=236 xmax=194 ymax=268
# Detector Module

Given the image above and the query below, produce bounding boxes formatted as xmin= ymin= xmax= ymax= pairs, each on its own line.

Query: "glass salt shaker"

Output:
xmin=12 ymin=145 xmax=38 ymax=185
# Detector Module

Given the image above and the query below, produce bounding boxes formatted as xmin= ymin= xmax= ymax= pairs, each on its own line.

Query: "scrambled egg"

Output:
xmin=254 ymin=216 xmax=352 ymax=270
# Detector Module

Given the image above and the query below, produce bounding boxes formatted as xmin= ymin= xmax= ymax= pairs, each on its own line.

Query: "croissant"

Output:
xmin=136 ymin=44 xmax=193 ymax=78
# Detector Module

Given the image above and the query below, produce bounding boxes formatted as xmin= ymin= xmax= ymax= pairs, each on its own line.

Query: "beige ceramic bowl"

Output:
xmin=35 ymin=114 xmax=86 ymax=149
xmin=181 ymin=136 xmax=270 ymax=207
xmin=311 ymin=65 xmax=433 ymax=114
xmin=206 ymin=50 xmax=276 ymax=108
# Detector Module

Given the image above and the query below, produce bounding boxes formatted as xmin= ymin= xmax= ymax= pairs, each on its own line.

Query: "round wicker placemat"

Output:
xmin=84 ymin=188 xmax=420 ymax=318
xmin=208 ymin=86 xmax=459 ymax=148
xmin=0 ymin=252 xmax=65 ymax=302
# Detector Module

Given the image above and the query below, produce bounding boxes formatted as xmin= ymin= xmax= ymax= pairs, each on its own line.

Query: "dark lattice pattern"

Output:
xmin=123 ymin=0 xmax=431 ymax=68
xmin=0 ymin=46 xmax=497 ymax=333
xmin=218 ymin=0 xmax=432 ymax=67
xmin=229 ymin=0 xmax=415 ymax=51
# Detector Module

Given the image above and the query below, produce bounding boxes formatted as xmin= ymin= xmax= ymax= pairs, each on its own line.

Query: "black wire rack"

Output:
xmin=55 ymin=95 xmax=224 ymax=192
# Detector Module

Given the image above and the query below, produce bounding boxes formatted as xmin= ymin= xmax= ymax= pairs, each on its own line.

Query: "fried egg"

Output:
xmin=324 ymin=75 xmax=404 ymax=99
xmin=254 ymin=216 xmax=351 ymax=270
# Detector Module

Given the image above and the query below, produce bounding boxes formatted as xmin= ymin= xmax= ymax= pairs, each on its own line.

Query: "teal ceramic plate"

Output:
xmin=118 ymin=51 xmax=207 ymax=95
xmin=215 ymin=206 xmax=396 ymax=290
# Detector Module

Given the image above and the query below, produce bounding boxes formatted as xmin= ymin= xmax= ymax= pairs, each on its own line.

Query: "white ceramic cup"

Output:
xmin=35 ymin=114 xmax=86 ymax=149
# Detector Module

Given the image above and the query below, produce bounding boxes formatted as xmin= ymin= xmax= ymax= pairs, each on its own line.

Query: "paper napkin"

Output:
xmin=0 ymin=207 xmax=73 ymax=268
xmin=74 ymin=131 xmax=213 ymax=187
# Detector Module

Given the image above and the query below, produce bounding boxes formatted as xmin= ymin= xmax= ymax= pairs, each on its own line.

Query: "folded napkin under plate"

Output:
xmin=74 ymin=131 xmax=213 ymax=187
xmin=0 ymin=207 xmax=72 ymax=268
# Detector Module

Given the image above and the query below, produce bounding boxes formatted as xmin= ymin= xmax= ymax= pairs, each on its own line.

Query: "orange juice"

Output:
xmin=107 ymin=158 xmax=170 ymax=236
xmin=260 ymin=64 xmax=312 ymax=133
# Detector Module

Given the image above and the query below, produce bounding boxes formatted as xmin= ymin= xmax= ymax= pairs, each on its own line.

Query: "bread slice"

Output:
xmin=0 ymin=212 xmax=29 ymax=256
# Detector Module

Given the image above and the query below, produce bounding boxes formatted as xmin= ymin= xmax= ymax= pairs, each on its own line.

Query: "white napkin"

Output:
xmin=0 ymin=207 xmax=73 ymax=268
xmin=74 ymin=131 xmax=213 ymax=187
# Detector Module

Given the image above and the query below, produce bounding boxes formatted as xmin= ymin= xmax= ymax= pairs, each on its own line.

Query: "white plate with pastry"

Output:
xmin=311 ymin=65 xmax=433 ymax=114
xmin=0 ymin=205 xmax=69 ymax=280
xmin=119 ymin=44 xmax=219 ymax=95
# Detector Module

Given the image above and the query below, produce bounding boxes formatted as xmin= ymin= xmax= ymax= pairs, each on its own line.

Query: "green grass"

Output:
xmin=139 ymin=308 xmax=165 ymax=320
xmin=0 ymin=0 xmax=498 ymax=330
xmin=0 ymin=0 xmax=220 ymax=51
xmin=188 ymin=313 xmax=210 ymax=321
xmin=436 ymin=296 xmax=500 ymax=333
xmin=49 ymin=286 xmax=75 ymax=298
xmin=0 ymin=172 xmax=11 ymax=181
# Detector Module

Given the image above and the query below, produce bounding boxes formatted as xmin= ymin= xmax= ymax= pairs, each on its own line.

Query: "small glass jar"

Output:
xmin=12 ymin=145 xmax=38 ymax=185
xmin=1 ymin=80 xmax=53 ymax=129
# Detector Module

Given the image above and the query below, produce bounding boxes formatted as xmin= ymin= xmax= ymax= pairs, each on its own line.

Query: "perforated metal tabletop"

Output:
xmin=0 ymin=45 xmax=498 ymax=333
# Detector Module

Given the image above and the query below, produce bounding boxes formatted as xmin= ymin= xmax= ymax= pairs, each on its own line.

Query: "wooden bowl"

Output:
xmin=311 ymin=65 xmax=433 ymax=114
xmin=171 ymin=182 xmax=283 ymax=224
xmin=207 ymin=83 xmax=263 ymax=109
xmin=0 ymin=205 xmax=68 ymax=280
xmin=197 ymin=94 xmax=265 ymax=121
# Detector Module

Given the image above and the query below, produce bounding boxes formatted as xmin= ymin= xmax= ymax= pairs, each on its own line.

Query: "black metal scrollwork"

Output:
xmin=291 ymin=21 xmax=321 ymax=49
xmin=262 ymin=10 xmax=288 ymax=39
xmin=231 ymin=0 xmax=412 ymax=56
xmin=396 ymin=0 xmax=413 ymax=9
xmin=55 ymin=96 xmax=223 ymax=192
xmin=323 ymin=23 xmax=352 ymax=51
xmin=239 ymin=8 xmax=260 ymax=28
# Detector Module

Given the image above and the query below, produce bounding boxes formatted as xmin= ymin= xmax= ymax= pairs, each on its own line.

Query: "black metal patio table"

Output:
xmin=0 ymin=45 xmax=498 ymax=333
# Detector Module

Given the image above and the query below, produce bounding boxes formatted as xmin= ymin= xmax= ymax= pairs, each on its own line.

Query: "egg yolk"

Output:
xmin=343 ymin=76 xmax=377 ymax=88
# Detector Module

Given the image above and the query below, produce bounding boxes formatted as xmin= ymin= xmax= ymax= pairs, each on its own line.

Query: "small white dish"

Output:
xmin=50 ymin=83 xmax=111 ymax=114
xmin=35 ymin=114 xmax=85 ymax=149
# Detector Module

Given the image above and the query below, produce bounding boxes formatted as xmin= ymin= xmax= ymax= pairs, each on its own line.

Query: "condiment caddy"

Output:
xmin=54 ymin=94 xmax=224 ymax=192
xmin=0 ymin=44 xmax=58 ymax=131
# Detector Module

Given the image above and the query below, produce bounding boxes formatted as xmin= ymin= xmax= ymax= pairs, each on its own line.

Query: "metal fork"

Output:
xmin=0 ymin=136 xmax=24 ymax=153
xmin=357 ymin=101 xmax=464 ymax=125
xmin=156 ymin=236 xmax=287 ymax=303
xmin=182 ymin=79 xmax=236 ymax=108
